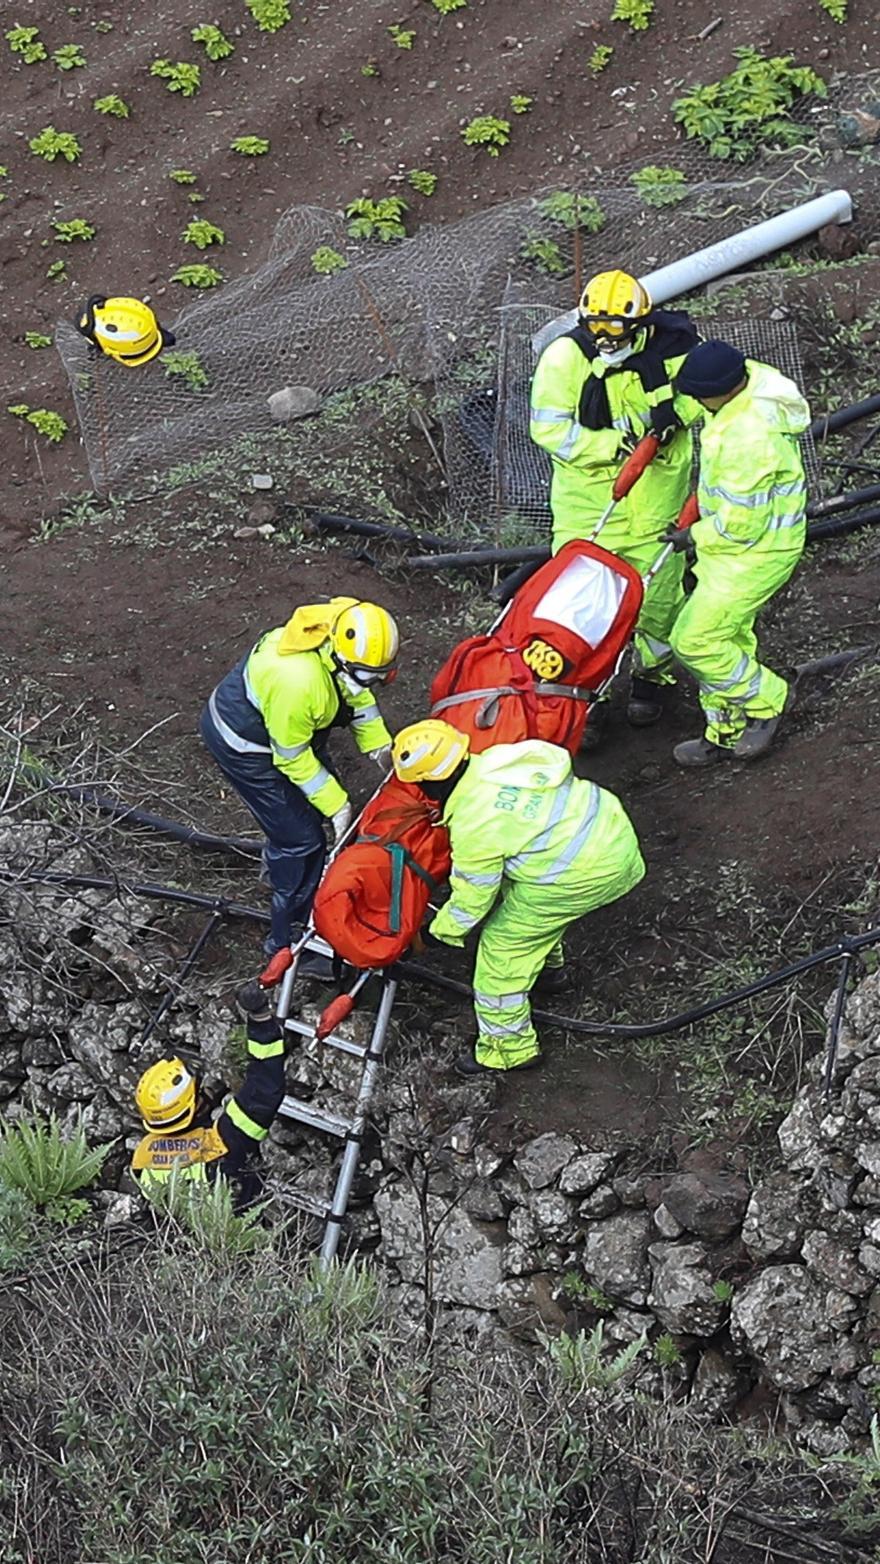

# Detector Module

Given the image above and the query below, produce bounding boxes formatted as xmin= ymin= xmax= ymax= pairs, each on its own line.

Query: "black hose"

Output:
xmin=0 ymin=869 xmax=269 ymax=923
xmin=41 ymin=781 xmax=262 ymax=857
xmin=807 ymin=484 xmax=880 ymax=519
xmin=810 ymin=394 xmax=880 ymax=442
xmin=296 ymin=510 xmax=461 ymax=555
xmin=806 ymin=505 xmax=880 ymax=543
xmin=407 ymin=544 xmax=550 ymax=570
xmin=493 ymin=554 xmax=550 ymax=605
xmin=139 ymin=908 xmax=226 ymax=1046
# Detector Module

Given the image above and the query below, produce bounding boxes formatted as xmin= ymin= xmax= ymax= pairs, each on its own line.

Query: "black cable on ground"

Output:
xmin=46 ymin=783 xmax=262 ymax=857
xmin=138 ymin=908 xmax=227 ymax=1047
xmin=0 ymin=868 xmax=269 ymax=924
xmin=810 ymin=394 xmax=880 ymax=442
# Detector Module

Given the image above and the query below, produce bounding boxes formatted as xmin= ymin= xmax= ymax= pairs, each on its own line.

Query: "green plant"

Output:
xmin=53 ymin=42 xmax=86 ymax=69
xmin=169 ymin=168 xmax=197 ymax=183
xmin=360 ymin=59 xmax=379 ymax=76
xmin=673 ymin=48 xmax=827 ymax=161
xmin=712 ymin=1278 xmax=734 ymax=1303
xmin=560 ymin=1270 xmax=587 ymax=1301
xmin=149 ymin=58 xmax=201 ymax=96
xmin=0 ymin=1114 xmax=109 ymax=1202
xmin=311 ymin=245 xmax=349 ymax=274
xmin=182 ymin=217 xmax=225 ymax=248
xmin=52 ymin=218 xmax=96 ymax=242
xmin=245 ymin=0 xmax=291 ymax=31
xmin=630 ymin=164 xmax=688 ymax=207
xmin=431 ymin=0 xmax=467 ymax=11
xmin=230 ymin=134 xmax=269 ymax=154
xmin=45 ymin=1195 xmax=90 ymax=1226
xmin=0 ymin=1186 xmax=41 ymax=1272
xmin=818 ymin=0 xmax=847 ymax=17
xmin=25 ymin=331 xmax=53 ymax=349
xmin=6 ymin=24 xmax=47 ymax=62
xmin=188 ymin=191 xmax=205 ymax=203
xmin=539 ymin=190 xmax=606 ymax=233
xmin=653 ymin=1333 xmax=682 ymax=1367
xmin=345 ymin=195 xmax=408 ymax=242
xmin=29 ymin=127 xmax=82 ymax=163
xmin=388 ymin=23 xmax=415 ymax=47
xmin=46 ymin=259 xmax=67 ymax=281
xmin=93 ymin=92 xmax=130 ymax=116
xmin=95 ymin=17 xmax=114 ymax=31
xmin=520 ymin=234 xmax=567 ymax=275
xmin=407 ymin=168 xmax=437 ymax=194
xmin=146 ymin=1169 xmax=270 ymax=1256
xmin=589 ymin=43 xmax=614 ymax=73
xmin=338 ymin=126 xmax=355 ymax=145
xmin=461 ymin=114 xmax=511 ymax=156
xmin=543 ymin=1322 xmax=647 ymax=1390
xmin=612 ymin=0 xmax=654 ymax=30
xmin=192 ymin=22 xmax=234 ymax=59
xmin=162 ymin=349 xmax=209 ymax=390
xmin=584 ymin=1282 xmax=614 ymax=1312
xmin=172 ymin=262 xmax=224 ymax=287
xmin=510 ymin=94 xmax=533 ymax=114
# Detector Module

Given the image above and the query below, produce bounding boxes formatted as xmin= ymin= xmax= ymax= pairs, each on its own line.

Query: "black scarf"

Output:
xmin=565 ymin=310 xmax=699 ymax=435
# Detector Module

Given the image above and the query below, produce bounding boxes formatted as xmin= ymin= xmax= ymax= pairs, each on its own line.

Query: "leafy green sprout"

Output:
xmin=461 ymin=114 xmax=511 ymax=156
xmin=162 ymin=350 xmax=209 ymax=390
xmin=543 ymin=1322 xmax=647 ymax=1391
xmin=818 ymin=0 xmax=847 ymax=17
xmin=589 ymin=43 xmax=614 ymax=73
xmin=245 ymin=0 xmax=291 ymax=31
xmin=172 ymin=263 xmax=224 ymax=287
xmin=52 ymin=218 xmax=96 ymax=242
xmin=388 ymin=23 xmax=415 ymax=47
xmin=712 ymin=1278 xmax=734 ymax=1303
xmin=653 ymin=1333 xmax=682 ymax=1367
xmin=584 ymin=1282 xmax=614 ymax=1312
xmin=149 ymin=59 xmax=201 ymax=96
xmin=93 ymin=93 xmax=130 ymax=116
xmin=7 ymin=406 xmax=70 ymax=443
xmin=630 ymin=165 xmax=688 ymax=207
xmin=672 ymin=48 xmax=827 ymax=161
xmin=520 ymin=234 xmax=567 ymax=275
xmin=46 ymin=260 xmax=67 ymax=281
xmin=612 ymin=0 xmax=654 ymax=31
xmin=345 ymin=196 xmax=408 ymax=242
xmin=182 ymin=218 xmax=225 ymax=249
xmin=6 ymin=25 xmax=47 ymax=62
xmin=311 ymin=246 xmax=349 ymax=275
xmin=191 ymin=23 xmax=234 ymax=60
xmin=169 ymin=168 xmax=197 ymax=183
xmin=361 ymin=59 xmax=379 ymax=76
xmin=52 ymin=42 xmax=86 ymax=69
xmin=407 ymin=168 xmax=437 ymax=194
xmin=188 ymin=192 xmax=206 ymax=203
xmin=230 ymin=135 xmax=270 ymax=155
xmin=430 ymin=0 xmax=467 ymax=12
xmin=0 ymin=1113 xmax=109 ymax=1203
xmin=538 ymin=190 xmax=606 ymax=233
xmin=29 ymin=128 xmax=82 ymax=163
xmin=509 ymin=94 xmax=533 ymax=114
xmin=25 ymin=332 xmax=53 ymax=349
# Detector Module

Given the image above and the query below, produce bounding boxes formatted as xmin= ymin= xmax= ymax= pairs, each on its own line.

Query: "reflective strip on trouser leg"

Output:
xmin=471 ymin=797 xmax=645 ymax=1070
xmin=601 ymin=531 xmax=686 ymax=685
xmin=669 ymin=551 xmax=799 ymax=748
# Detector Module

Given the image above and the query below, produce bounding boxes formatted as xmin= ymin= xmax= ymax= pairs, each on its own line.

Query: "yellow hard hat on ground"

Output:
xmin=75 ymin=295 xmax=172 ymax=366
xmin=578 ymin=270 xmax=652 ymax=347
xmin=392 ymin=720 xmax=470 ymax=785
xmin=135 ymin=1057 xmax=198 ymax=1132
xmin=331 ymin=600 xmax=400 ymax=686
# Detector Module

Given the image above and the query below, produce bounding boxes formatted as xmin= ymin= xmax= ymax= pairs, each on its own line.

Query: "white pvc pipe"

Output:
xmin=532 ymin=189 xmax=853 ymax=356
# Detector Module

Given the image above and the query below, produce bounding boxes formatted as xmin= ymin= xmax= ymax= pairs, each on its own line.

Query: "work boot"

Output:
xmin=235 ymin=981 xmax=273 ymax=1023
xmin=297 ymin=949 xmax=335 ymax=982
xmin=454 ymin=1048 xmax=543 ymax=1078
xmin=532 ymin=964 xmax=572 ymax=998
xmin=627 ymin=676 xmax=665 ymax=728
xmin=672 ymin=736 xmax=729 ymax=769
xmin=580 ymin=700 xmax=610 ymax=752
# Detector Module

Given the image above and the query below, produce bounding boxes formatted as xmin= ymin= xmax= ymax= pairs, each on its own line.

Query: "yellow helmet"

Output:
xmin=578 ymin=270 xmax=652 ymax=347
xmin=331 ymin=600 xmax=400 ymax=687
xmin=135 ymin=1057 xmax=198 ymax=1132
xmin=75 ymin=294 xmax=170 ymax=367
xmin=392 ymin=720 xmax=469 ymax=784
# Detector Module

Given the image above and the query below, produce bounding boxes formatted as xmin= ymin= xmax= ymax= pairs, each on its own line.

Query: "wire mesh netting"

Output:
xmin=56 ymin=73 xmax=880 ymax=530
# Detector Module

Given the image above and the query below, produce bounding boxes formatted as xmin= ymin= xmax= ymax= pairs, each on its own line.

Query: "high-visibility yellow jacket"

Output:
xmin=209 ymin=632 xmax=391 ymax=817
xmin=691 ymin=360 xmax=810 ymax=565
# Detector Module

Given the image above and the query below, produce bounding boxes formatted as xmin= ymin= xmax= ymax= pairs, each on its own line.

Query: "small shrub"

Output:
xmin=182 ymin=217 xmax=225 ymax=249
xmin=584 ymin=1282 xmax=614 ymax=1312
xmin=461 ymin=114 xmax=510 ymax=156
xmin=520 ymin=234 xmax=567 ymax=275
xmin=172 ymin=262 xmax=224 ymax=287
xmin=653 ymin=1332 xmax=682 ymax=1367
xmin=539 ymin=190 xmax=606 ymax=233
xmin=612 ymin=0 xmax=654 ymax=30
xmin=25 ymin=331 xmax=53 ymax=349
xmin=360 ymin=59 xmax=379 ymax=76
xmin=230 ymin=134 xmax=269 ymax=154
xmin=0 ymin=1113 xmax=109 ymax=1200
xmin=93 ymin=92 xmax=130 ymax=116
xmin=543 ymin=1322 xmax=647 ymax=1391
xmin=46 ymin=259 xmax=67 ymax=281
xmin=713 ymin=1278 xmax=734 ymax=1302
xmin=146 ymin=1169 xmax=270 ymax=1256
xmin=388 ymin=23 xmax=415 ymax=47
xmin=589 ymin=43 xmax=614 ymax=73
xmin=630 ymin=164 xmax=688 ymax=207
xmin=819 ymin=0 xmax=847 ymax=16
xmin=52 ymin=218 xmax=96 ymax=242
xmin=162 ymin=349 xmax=209 ymax=390
xmin=245 ymin=0 xmax=291 ymax=31
xmin=408 ymin=168 xmax=437 ymax=194
xmin=29 ymin=127 xmax=82 ymax=163
xmin=0 ymin=1186 xmax=41 ymax=1272
xmin=673 ymin=48 xmax=827 ymax=161
xmin=431 ymin=0 xmax=467 ymax=11
xmin=6 ymin=24 xmax=47 ymax=63
xmin=192 ymin=22 xmax=234 ymax=59
xmin=149 ymin=58 xmax=201 ymax=96
xmin=345 ymin=195 xmax=408 ymax=242
xmin=169 ymin=168 xmax=197 ymax=183
xmin=311 ymin=245 xmax=349 ymax=274
xmin=510 ymin=93 xmax=533 ymax=114
xmin=52 ymin=42 xmax=86 ymax=69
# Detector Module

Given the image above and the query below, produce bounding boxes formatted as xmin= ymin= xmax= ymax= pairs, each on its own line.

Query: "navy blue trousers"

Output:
xmin=199 ymin=706 xmax=326 ymax=953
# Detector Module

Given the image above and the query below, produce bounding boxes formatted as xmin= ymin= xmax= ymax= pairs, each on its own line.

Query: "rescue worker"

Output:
xmin=131 ymin=984 xmax=284 ymax=1205
xmin=667 ymin=340 xmax=809 ymax=767
xmin=74 ymin=295 xmax=175 ymax=366
xmin=392 ymin=719 xmax=645 ymax=1076
xmin=530 ymin=270 xmax=701 ymax=729
xmin=200 ymin=597 xmax=399 ymax=979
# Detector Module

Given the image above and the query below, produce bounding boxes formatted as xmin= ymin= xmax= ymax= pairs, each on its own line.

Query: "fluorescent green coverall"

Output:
xmin=668 ymin=361 xmax=810 ymax=748
xmin=530 ymin=329 xmax=702 ymax=682
xmin=429 ymin=742 xmax=645 ymax=1070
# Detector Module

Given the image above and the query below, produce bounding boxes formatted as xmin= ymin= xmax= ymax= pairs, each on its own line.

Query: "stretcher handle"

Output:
xmin=316 ymin=970 xmax=372 ymax=1040
xmin=676 ymin=492 xmax=700 ymax=530
xmin=612 ymin=433 xmax=660 ymax=502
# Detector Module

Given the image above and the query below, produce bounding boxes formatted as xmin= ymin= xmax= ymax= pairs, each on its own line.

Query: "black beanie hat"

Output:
xmin=676 ymin=339 xmax=746 ymax=397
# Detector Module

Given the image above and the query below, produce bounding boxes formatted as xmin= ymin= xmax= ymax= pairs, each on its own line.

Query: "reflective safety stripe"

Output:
xmin=701 ymin=478 xmax=805 ymax=509
xmin=531 ymin=788 xmax=601 ymax=886
xmin=531 ymin=405 xmax=572 ymax=423
xmin=451 ymin=867 xmax=502 ymax=888
xmin=247 ymin=1037 xmax=285 ymax=1060
xmin=641 ymin=633 xmax=672 ymax=658
xmin=474 ymin=990 xmax=529 ymax=1009
xmin=226 ymin=1098 xmax=269 ymax=1142
xmin=270 ymin=735 xmax=311 ymax=760
xmin=646 ymin=383 xmax=674 ymax=405
xmin=556 ymin=420 xmax=585 ymax=460
xmin=449 ymin=904 xmax=480 ymax=931
xmin=299 ymin=766 xmax=333 ymax=799
xmin=766 ymin=511 xmax=805 ymax=531
xmin=506 ymin=778 xmax=573 ymax=871
xmin=207 ymin=691 xmax=271 ymax=755
xmin=710 ymin=515 xmax=759 ymax=549
xmin=243 ymin=663 xmax=262 ymax=710
xmin=351 ymin=702 xmax=380 ymax=724
xmin=478 ymin=1014 xmax=532 ymax=1038
xmin=703 ymin=653 xmax=751 ymax=694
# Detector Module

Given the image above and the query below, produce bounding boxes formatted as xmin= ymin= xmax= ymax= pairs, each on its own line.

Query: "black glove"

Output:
xmin=651 ymin=403 xmax=681 ymax=446
xmin=417 ymin=924 xmax=446 ymax=951
xmin=235 ymin=981 xmax=273 ymax=1022
xmin=663 ymin=525 xmax=694 ymax=556
xmin=617 ymin=426 xmax=639 ymax=458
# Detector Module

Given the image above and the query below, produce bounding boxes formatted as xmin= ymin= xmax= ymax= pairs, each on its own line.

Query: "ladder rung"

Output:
xmin=270 ymin=1183 xmax=332 ymax=1219
xmin=284 ymin=1017 xmax=366 ymax=1059
xmin=278 ymin=1094 xmax=354 ymax=1138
